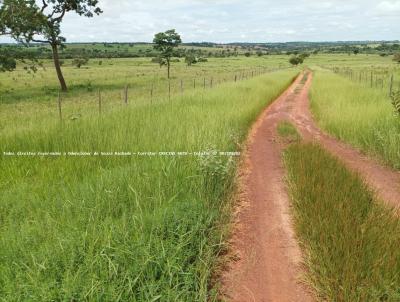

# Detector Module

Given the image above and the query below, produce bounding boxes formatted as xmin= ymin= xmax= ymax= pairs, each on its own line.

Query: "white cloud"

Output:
xmin=0 ymin=0 xmax=399 ymax=43
xmin=376 ymin=0 xmax=400 ymax=14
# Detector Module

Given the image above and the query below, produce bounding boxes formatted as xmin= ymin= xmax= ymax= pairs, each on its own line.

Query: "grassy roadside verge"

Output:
xmin=0 ymin=70 xmax=298 ymax=301
xmin=309 ymin=70 xmax=400 ymax=169
xmin=284 ymin=143 xmax=400 ymax=301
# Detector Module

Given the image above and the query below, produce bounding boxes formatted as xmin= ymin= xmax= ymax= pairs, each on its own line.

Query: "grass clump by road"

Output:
xmin=0 ymin=70 xmax=297 ymax=301
xmin=277 ymin=121 xmax=301 ymax=142
xmin=284 ymin=143 xmax=400 ymax=301
xmin=310 ymin=69 xmax=400 ymax=169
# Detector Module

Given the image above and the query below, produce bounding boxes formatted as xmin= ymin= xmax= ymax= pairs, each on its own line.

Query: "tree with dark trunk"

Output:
xmin=153 ymin=29 xmax=182 ymax=79
xmin=0 ymin=0 xmax=102 ymax=91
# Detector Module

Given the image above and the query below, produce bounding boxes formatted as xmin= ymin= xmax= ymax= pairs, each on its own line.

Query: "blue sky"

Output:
xmin=1 ymin=0 xmax=399 ymax=43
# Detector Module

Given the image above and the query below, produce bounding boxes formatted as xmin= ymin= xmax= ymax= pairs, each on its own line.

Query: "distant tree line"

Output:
xmin=1 ymin=42 xmax=399 ymax=64
xmin=0 ymin=44 xmax=245 ymax=60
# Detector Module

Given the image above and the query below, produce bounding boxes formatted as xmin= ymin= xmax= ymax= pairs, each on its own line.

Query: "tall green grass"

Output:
xmin=285 ymin=143 xmax=400 ymax=301
xmin=0 ymin=70 xmax=297 ymax=301
xmin=310 ymin=70 xmax=400 ymax=169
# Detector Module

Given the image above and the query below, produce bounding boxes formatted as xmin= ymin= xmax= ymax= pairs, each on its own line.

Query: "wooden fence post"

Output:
xmin=98 ymin=89 xmax=102 ymax=114
xmin=389 ymin=74 xmax=394 ymax=96
xmin=180 ymin=79 xmax=183 ymax=94
xmin=124 ymin=85 xmax=128 ymax=105
xmin=150 ymin=83 xmax=154 ymax=104
xmin=370 ymin=71 xmax=373 ymax=88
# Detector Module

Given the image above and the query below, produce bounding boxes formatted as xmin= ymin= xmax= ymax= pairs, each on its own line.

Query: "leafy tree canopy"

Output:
xmin=153 ymin=29 xmax=182 ymax=56
xmin=0 ymin=0 xmax=102 ymax=45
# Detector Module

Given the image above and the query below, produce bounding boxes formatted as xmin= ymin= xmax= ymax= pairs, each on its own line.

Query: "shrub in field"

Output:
xmin=185 ymin=54 xmax=197 ymax=66
xmin=72 ymin=57 xmax=89 ymax=68
xmin=393 ymin=53 xmax=400 ymax=64
xmin=289 ymin=55 xmax=304 ymax=66
xmin=0 ymin=55 xmax=16 ymax=72
xmin=0 ymin=48 xmax=39 ymax=73
xmin=299 ymin=53 xmax=310 ymax=60
xmin=184 ymin=55 xmax=207 ymax=66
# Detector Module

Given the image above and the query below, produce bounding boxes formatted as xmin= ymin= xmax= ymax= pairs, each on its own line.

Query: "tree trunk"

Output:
xmin=51 ymin=43 xmax=67 ymax=92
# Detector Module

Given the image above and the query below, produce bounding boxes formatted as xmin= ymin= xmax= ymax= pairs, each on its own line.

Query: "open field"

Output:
xmin=0 ymin=56 xmax=291 ymax=135
xmin=1 ymin=0 xmax=400 ymax=299
xmin=0 ymin=66 xmax=297 ymax=300
xmin=1 ymin=49 xmax=400 ymax=301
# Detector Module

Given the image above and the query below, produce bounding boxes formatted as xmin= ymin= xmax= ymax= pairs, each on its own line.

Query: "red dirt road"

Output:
xmin=221 ymin=71 xmax=400 ymax=301
xmin=221 ymin=74 xmax=313 ymax=302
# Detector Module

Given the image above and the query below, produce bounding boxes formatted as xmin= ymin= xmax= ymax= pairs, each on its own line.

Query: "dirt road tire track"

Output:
xmin=221 ymin=73 xmax=313 ymax=302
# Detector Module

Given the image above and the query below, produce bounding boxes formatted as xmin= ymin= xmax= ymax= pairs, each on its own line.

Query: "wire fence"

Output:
xmin=324 ymin=66 xmax=400 ymax=97
xmin=56 ymin=66 xmax=292 ymax=121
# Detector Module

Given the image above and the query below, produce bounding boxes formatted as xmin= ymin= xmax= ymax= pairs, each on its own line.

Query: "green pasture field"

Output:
xmin=0 ymin=56 xmax=291 ymax=136
xmin=0 ymin=66 xmax=298 ymax=301
xmin=308 ymin=53 xmax=400 ymax=94
xmin=307 ymin=53 xmax=399 ymax=68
